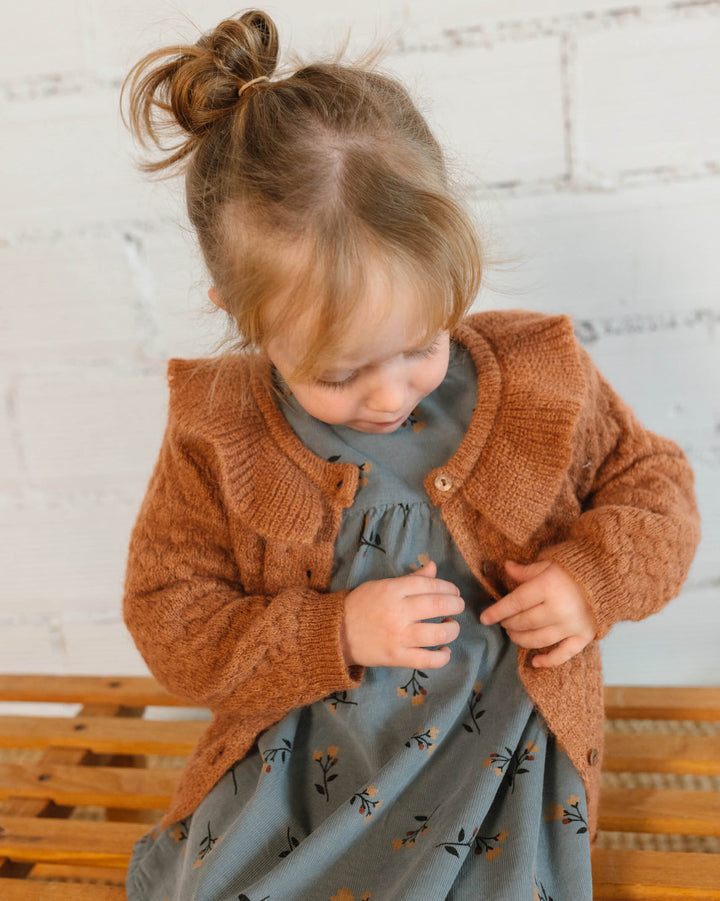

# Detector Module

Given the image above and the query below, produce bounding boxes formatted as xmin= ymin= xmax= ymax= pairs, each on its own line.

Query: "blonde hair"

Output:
xmin=122 ymin=9 xmax=483 ymax=379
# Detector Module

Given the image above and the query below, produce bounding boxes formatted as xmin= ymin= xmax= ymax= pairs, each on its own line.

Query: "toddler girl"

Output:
xmin=122 ymin=10 xmax=700 ymax=900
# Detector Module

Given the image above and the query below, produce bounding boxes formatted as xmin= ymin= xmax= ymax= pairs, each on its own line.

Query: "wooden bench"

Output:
xmin=0 ymin=676 xmax=718 ymax=900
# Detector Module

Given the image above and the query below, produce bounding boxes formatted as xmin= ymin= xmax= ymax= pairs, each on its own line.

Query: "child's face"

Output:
xmin=266 ymin=280 xmax=450 ymax=434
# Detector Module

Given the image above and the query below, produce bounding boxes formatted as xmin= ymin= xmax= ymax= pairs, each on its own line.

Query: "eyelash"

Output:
xmin=314 ymin=338 xmax=442 ymax=390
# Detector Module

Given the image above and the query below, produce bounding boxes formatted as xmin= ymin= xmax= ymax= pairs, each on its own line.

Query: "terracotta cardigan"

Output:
xmin=123 ymin=310 xmax=700 ymax=839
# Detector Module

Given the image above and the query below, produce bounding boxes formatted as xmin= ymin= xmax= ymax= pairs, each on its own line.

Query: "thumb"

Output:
xmin=410 ymin=560 xmax=437 ymax=578
xmin=504 ymin=559 xmax=552 ymax=582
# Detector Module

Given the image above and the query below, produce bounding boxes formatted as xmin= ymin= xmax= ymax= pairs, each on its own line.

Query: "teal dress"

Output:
xmin=127 ymin=343 xmax=593 ymax=901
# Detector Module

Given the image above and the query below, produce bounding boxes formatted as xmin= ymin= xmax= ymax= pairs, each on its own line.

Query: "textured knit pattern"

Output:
xmin=125 ymin=344 xmax=592 ymax=900
xmin=123 ymin=309 xmax=700 ymax=841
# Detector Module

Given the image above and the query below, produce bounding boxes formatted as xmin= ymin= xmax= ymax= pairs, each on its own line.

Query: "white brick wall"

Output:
xmin=1 ymin=0 xmax=718 ymax=686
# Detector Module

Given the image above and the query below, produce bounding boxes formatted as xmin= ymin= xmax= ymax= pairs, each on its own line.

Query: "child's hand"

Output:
xmin=479 ymin=560 xmax=596 ymax=668
xmin=341 ymin=561 xmax=465 ymax=670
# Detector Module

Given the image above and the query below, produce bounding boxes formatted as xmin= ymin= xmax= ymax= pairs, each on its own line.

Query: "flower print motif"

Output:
xmin=401 ymin=407 xmax=425 ymax=433
xmin=331 ymin=890 xmax=371 ymax=901
xmin=313 ymin=745 xmax=340 ymax=802
xmin=350 ymin=784 xmax=383 ymax=822
xmin=358 ymin=461 xmax=374 ymax=488
xmin=544 ymin=794 xmax=588 ymax=834
xmin=397 ymin=669 xmax=429 ymax=705
xmin=193 ymin=821 xmax=221 ymax=868
xmin=436 ymin=826 xmax=508 ymax=861
xmin=409 ymin=553 xmax=431 ymax=571
xmin=359 ymin=515 xmax=386 ymax=556
xmin=533 ymin=873 xmax=555 ymax=901
xmin=483 ymin=740 xmax=539 ymax=792
xmin=462 ymin=681 xmax=486 ymax=734
xmin=323 ymin=690 xmax=358 ymax=713
xmin=278 ymin=825 xmax=301 ymax=859
xmin=169 ymin=820 xmax=189 ymax=843
xmin=392 ymin=808 xmax=438 ymax=850
xmin=262 ymin=738 xmax=293 ymax=773
xmin=394 ymin=503 xmax=412 ymax=527
xmin=405 ymin=726 xmax=440 ymax=753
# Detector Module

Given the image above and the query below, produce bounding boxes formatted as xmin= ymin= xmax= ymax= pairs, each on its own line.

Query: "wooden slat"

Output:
xmin=0 ymin=703 xmax=128 ymax=881
xmin=0 ymin=674 xmax=191 ymax=709
xmin=598 ymin=786 xmax=720 ymax=835
xmin=592 ymin=848 xmax=720 ymax=900
xmin=603 ymin=732 xmax=720 ymax=775
xmin=0 ymin=715 xmax=204 ymax=756
xmin=0 ymin=882 xmax=126 ymax=900
xmin=0 ymin=816 xmax=144 ymax=868
xmin=30 ymin=862 xmax=127 ymax=885
xmin=604 ymin=686 xmax=720 ymax=721
xmin=0 ymin=762 xmax=178 ymax=810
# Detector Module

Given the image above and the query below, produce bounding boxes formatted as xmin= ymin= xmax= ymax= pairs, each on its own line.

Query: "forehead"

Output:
xmin=269 ymin=265 xmax=437 ymax=373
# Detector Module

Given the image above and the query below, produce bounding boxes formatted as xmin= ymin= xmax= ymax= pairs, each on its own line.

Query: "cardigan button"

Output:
xmin=434 ymin=473 xmax=453 ymax=492
xmin=587 ymin=747 xmax=599 ymax=766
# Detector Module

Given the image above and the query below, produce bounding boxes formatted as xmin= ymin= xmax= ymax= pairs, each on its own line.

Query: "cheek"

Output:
xmin=292 ymin=386 xmax=352 ymax=423
xmin=417 ymin=351 xmax=450 ymax=394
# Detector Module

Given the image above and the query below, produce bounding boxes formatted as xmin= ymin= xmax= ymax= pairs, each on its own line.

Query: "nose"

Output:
xmin=365 ymin=375 xmax=406 ymax=415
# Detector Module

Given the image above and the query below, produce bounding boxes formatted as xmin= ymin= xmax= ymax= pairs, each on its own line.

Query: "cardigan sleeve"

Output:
xmin=538 ymin=345 xmax=701 ymax=640
xmin=123 ymin=421 xmax=362 ymax=715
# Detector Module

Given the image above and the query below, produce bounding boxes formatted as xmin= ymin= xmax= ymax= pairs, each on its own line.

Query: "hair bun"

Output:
xmin=121 ymin=10 xmax=280 ymax=170
xmin=206 ymin=11 xmax=279 ymax=83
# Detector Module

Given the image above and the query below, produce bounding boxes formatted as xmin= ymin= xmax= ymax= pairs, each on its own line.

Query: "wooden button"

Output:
xmin=434 ymin=473 xmax=453 ymax=492
xmin=587 ymin=747 xmax=599 ymax=766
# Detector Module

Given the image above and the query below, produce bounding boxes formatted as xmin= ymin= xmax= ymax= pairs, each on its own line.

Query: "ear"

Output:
xmin=208 ymin=287 xmax=226 ymax=310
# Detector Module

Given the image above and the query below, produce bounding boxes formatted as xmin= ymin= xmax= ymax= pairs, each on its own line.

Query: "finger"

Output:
xmin=480 ymin=584 xmax=543 ymax=626
xmin=531 ymin=635 xmax=588 ymax=668
xmin=403 ymin=574 xmax=460 ymax=597
xmin=409 ymin=560 xmax=437 ymax=579
xmin=394 ymin=645 xmax=452 ymax=670
xmin=504 ymin=559 xmax=553 ymax=583
xmin=505 ymin=624 xmax=569 ymax=650
xmin=408 ymin=592 xmax=465 ymax=620
xmin=500 ymin=605 xmax=558 ymax=632
xmin=409 ymin=618 xmax=461 ymax=649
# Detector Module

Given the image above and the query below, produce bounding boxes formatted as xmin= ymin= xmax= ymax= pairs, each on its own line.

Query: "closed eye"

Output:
xmin=406 ymin=337 xmax=441 ymax=359
xmin=314 ymin=371 xmax=359 ymax=390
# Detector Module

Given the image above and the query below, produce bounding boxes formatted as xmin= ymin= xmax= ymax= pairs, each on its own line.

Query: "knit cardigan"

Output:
xmin=123 ymin=309 xmax=700 ymax=840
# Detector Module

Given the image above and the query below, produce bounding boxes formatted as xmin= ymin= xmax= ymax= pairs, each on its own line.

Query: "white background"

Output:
xmin=1 ymin=1 xmax=718 ymax=686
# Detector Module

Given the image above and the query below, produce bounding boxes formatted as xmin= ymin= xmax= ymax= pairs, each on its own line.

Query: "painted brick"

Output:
xmin=602 ymin=585 xmax=720 ymax=685
xmin=0 ymin=494 xmax=143 ymax=615
xmin=60 ymin=617 xmax=149 ymax=675
xmin=0 ymin=235 xmax=140 ymax=362
xmin=576 ymin=17 xmax=720 ymax=175
xmin=15 ymin=369 xmax=167 ymax=488
xmin=132 ymin=226 xmax=227 ymax=361
xmin=0 ymin=621 xmax=57 ymax=673
xmin=0 ymin=1 xmax=88 ymax=80
xmin=0 ymin=91 xmax=176 ymax=236
xmin=0 ymin=380 xmax=24 ymax=488
xmin=404 ymin=0 xmax=671 ymax=35
xmin=475 ymin=178 xmax=720 ymax=316
xmin=390 ymin=37 xmax=566 ymax=184
xmin=94 ymin=0 xmax=409 ymax=74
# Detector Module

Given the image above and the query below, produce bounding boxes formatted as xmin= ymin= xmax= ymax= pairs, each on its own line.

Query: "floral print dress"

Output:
xmin=126 ymin=343 xmax=593 ymax=901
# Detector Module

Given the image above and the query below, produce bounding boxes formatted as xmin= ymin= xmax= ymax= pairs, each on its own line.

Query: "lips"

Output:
xmin=363 ymin=413 xmax=408 ymax=431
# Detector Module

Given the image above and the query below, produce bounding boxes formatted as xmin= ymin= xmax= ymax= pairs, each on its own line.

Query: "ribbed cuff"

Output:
xmin=295 ymin=588 xmax=365 ymax=695
xmin=538 ymin=539 xmax=627 ymax=640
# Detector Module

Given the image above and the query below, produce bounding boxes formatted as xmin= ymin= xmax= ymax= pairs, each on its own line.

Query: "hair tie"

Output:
xmin=237 ymin=75 xmax=270 ymax=99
